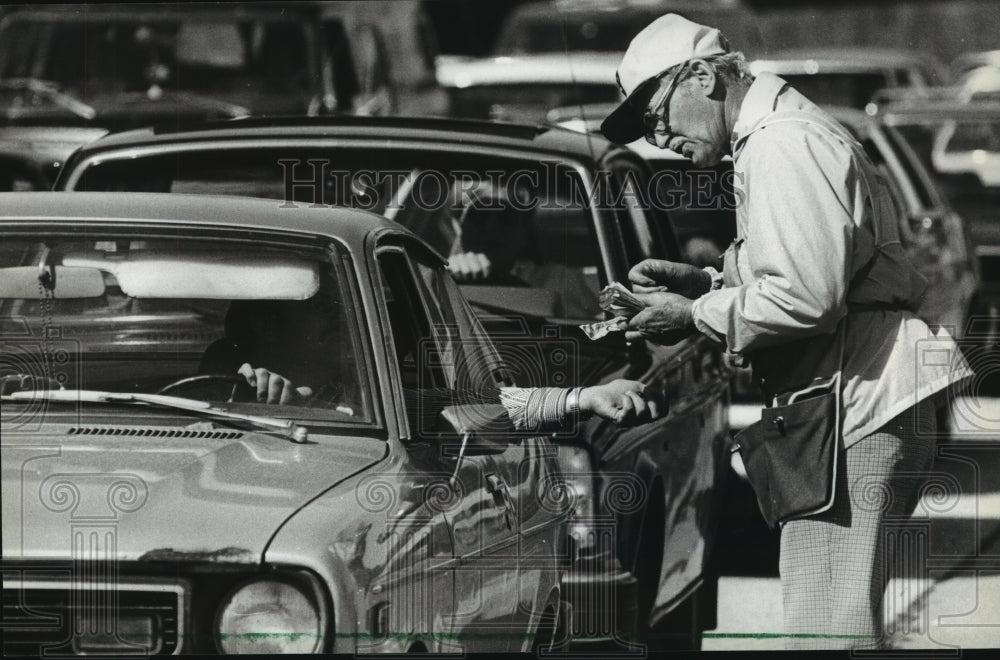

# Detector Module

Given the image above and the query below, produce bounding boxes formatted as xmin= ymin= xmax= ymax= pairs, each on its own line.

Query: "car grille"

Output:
xmin=2 ymin=579 xmax=185 ymax=655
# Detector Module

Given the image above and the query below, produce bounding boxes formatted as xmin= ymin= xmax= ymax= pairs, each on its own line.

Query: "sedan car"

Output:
xmin=493 ymin=0 xmax=762 ymax=57
xmin=0 ymin=2 xmax=410 ymax=131
xmin=435 ymin=52 xmax=622 ymax=123
xmin=1 ymin=191 xmax=569 ymax=654
xmin=54 ymin=117 xmax=733 ymax=649
xmin=875 ymin=102 xmax=1000 ymax=321
xmin=750 ymin=48 xmax=946 ymax=110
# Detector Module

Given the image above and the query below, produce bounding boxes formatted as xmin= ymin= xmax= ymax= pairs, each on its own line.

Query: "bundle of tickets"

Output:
xmin=580 ymin=282 xmax=648 ymax=340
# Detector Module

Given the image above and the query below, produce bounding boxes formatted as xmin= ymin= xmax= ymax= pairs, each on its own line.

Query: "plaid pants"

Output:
xmin=779 ymin=396 xmax=938 ymax=650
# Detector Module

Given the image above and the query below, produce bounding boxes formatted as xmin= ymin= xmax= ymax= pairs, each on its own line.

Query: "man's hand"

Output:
xmin=624 ymin=292 xmax=696 ymax=345
xmin=579 ymin=379 xmax=660 ymax=425
xmin=628 ymin=258 xmax=712 ymax=299
xmin=448 ymin=251 xmax=493 ymax=282
xmin=237 ymin=363 xmax=314 ymax=405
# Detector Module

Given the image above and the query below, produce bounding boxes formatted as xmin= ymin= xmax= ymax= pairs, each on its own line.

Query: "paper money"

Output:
xmin=598 ymin=281 xmax=647 ymax=318
xmin=580 ymin=282 xmax=649 ymax=340
xmin=580 ymin=315 xmax=630 ymax=340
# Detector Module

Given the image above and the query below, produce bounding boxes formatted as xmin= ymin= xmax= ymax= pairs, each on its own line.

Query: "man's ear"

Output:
xmin=688 ymin=59 xmax=719 ymax=97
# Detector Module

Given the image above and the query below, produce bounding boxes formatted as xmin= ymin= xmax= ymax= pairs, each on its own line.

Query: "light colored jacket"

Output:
xmin=691 ymin=72 xmax=971 ymax=446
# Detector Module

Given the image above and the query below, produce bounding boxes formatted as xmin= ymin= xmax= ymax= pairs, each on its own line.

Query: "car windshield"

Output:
xmin=890 ymin=117 xmax=1000 ymax=246
xmin=0 ymin=235 xmax=372 ymax=424
xmin=0 ymin=13 xmax=314 ymax=111
xmin=69 ymin=147 xmax=608 ymax=321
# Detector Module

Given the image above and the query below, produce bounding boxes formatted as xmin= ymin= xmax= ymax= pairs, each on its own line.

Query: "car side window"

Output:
xmin=411 ymin=255 xmax=509 ymax=392
xmin=376 ymin=249 xmax=446 ymax=391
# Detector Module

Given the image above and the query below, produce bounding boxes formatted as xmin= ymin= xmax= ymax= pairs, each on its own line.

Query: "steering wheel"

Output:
xmin=156 ymin=374 xmax=253 ymax=401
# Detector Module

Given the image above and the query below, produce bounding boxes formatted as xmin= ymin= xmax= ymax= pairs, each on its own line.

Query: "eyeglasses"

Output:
xmin=641 ymin=61 xmax=689 ymax=146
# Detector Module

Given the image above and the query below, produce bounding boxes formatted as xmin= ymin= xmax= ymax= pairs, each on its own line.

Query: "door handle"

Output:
xmin=485 ymin=473 xmax=515 ymax=531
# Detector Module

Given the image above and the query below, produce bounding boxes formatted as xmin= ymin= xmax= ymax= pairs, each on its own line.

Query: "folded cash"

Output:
xmin=598 ymin=281 xmax=647 ymax=319
xmin=580 ymin=315 xmax=630 ymax=340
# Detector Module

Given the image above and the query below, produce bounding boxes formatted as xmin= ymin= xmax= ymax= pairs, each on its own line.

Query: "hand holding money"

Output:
xmin=628 ymin=259 xmax=712 ymax=299
xmin=580 ymin=282 xmax=648 ymax=340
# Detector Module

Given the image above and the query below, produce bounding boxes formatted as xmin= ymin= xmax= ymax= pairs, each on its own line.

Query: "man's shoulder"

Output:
xmin=740 ymin=111 xmax=855 ymax=166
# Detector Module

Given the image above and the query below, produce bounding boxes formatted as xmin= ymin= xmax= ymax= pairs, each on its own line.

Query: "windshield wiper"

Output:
xmin=1 ymin=78 xmax=97 ymax=120
xmin=2 ymin=389 xmax=308 ymax=443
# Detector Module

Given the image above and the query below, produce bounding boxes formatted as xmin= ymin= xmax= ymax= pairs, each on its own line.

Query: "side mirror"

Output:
xmin=439 ymin=403 xmax=519 ymax=488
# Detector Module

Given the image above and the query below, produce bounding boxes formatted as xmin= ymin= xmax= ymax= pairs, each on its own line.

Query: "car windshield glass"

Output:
xmin=891 ymin=118 xmax=1000 ymax=246
xmin=446 ymin=83 xmax=621 ymax=123
xmin=0 ymin=14 xmax=313 ymax=108
xmin=0 ymin=235 xmax=372 ymax=424
xmin=778 ymin=73 xmax=889 ymax=109
xmin=71 ymin=147 xmax=607 ymax=321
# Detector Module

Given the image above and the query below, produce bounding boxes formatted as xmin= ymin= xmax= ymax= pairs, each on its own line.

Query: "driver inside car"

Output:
xmin=202 ymin=297 xmax=658 ymax=429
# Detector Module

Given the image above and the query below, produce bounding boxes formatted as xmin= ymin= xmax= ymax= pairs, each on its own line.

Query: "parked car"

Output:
xmin=435 ymin=52 xmax=621 ymax=122
xmin=0 ymin=190 xmax=573 ymax=655
xmin=493 ymin=0 xmax=762 ymax=58
xmin=0 ymin=2 xmax=413 ymax=131
xmin=53 ymin=116 xmax=733 ymax=649
xmin=0 ymin=126 xmax=107 ymax=191
xmin=750 ymin=48 xmax=947 ymax=110
xmin=875 ymin=102 xmax=1000 ymax=320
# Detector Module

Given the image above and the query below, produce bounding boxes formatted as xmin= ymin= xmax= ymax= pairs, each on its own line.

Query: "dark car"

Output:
xmin=0 ymin=2 xmax=401 ymax=131
xmin=1 ymin=191 xmax=571 ymax=654
xmin=54 ymin=116 xmax=733 ymax=649
xmin=493 ymin=0 xmax=762 ymax=58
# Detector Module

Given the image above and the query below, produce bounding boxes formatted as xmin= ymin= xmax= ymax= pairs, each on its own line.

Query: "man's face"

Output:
xmin=645 ymin=65 xmax=729 ymax=167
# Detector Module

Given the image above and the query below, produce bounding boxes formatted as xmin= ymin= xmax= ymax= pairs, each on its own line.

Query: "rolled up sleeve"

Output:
xmin=691 ymin=126 xmax=857 ymax=354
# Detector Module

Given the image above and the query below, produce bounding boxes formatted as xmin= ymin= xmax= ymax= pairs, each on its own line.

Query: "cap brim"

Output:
xmin=600 ymin=99 xmax=646 ymax=145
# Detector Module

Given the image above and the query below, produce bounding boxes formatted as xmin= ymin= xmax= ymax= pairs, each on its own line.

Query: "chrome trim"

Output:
xmin=2 ymin=577 xmax=186 ymax=655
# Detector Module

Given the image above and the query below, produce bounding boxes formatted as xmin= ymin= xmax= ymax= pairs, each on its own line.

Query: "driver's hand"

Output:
xmin=448 ymin=251 xmax=493 ymax=282
xmin=237 ymin=363 xmax=314 ymax=405
xmin=579 ymin=379 xmax=660 ymax=425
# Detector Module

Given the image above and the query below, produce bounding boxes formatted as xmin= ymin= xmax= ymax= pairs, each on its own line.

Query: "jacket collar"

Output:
xmin=731 ymin=72 xmax=802 ymax=159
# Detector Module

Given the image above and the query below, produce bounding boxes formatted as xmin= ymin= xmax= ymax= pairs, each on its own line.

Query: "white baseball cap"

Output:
xmin=601 ymin=14 xmax=730 ymax=144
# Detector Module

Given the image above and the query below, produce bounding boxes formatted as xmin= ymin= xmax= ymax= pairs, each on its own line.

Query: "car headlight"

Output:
xmin=215 ymin=578 xmax=322 ymax=654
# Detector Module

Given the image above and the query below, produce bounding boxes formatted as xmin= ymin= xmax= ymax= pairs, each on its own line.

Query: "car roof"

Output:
xmin=436 ymin=53 xmax=621 ymax=87
xmin=876 ymin=102 xmax=1000 ymax=123
xmin=507 ymin=0 xmax=727 ymax=21
xmin=63 ymin=116 xmax=624 ymax=168
xmin=0 ymin=191 xmax=406 ymax=251
xmin=1 ymin=2 xmax=316 ymax=20
xmin=751 ymin=48 xmax=939 ymax=78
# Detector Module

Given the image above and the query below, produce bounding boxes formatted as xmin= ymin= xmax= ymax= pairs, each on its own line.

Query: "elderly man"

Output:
xmin=601 ymin=14 xmax=972 ymax=650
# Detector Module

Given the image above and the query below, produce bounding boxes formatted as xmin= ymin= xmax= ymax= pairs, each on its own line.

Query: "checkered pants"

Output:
xmin=779 ymin=396 xmax=938 ymax=650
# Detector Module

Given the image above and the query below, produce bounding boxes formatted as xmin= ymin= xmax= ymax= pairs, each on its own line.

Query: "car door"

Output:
xmin=409 ymin=248 xmax=565 ymax=649
xmin=375 ymin=239 xmax=522 ymax=651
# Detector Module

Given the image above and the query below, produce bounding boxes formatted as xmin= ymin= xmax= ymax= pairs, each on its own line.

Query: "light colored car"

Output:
xmin=53 ymin=117 xmax=734 ymax=650
xmin=0 ymin=191 xmax=570 ymax=654
xmin=436 ymin=52 xmax=622 ymax=123
xmin=876 ymin=102 xmax=1000 ymax=319
xmin=750 ymin=48 xmax=947 ymax=110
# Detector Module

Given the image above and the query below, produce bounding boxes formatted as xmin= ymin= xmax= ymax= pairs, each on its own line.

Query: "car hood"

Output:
xmin=2 ymin=422 xmax=386 ymax=563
